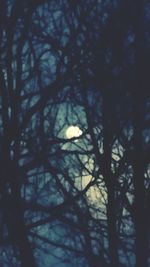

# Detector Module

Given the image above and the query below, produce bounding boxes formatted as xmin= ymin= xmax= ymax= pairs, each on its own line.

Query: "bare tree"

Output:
xmin=0 ymin=1 xmax=149 ymax=267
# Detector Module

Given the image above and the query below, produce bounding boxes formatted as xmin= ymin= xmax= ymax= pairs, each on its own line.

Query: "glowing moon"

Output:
xmin=66 ymin=125 xmax=82 ymax=139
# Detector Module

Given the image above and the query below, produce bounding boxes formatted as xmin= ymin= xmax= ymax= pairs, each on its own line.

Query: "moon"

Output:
xmin=65 ymin=125 xmax=107 ymax=217
xmin=66 ymin=125 xmax=82 ymax=139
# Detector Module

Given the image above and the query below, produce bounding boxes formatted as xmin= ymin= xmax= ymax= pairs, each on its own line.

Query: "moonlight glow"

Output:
xmin=82 ymin=175 xmax=107 ymax=206
xmin=66 ymin=125 xmax=82 ymax=139
xmin=66 ymin=125 xmax=107 ymax=216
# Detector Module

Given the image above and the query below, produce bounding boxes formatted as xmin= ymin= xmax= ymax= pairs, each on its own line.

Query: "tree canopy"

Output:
xmin=0 ymin=1 xmax=149 ymax=267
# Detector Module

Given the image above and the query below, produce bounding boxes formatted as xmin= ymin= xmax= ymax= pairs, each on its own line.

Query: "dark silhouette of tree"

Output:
xmin=0 ymin=1 xmax=149 ymax=267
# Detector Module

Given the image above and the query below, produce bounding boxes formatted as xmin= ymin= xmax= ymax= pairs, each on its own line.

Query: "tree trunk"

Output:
xmin=4 ymin=190 xmax=36 ymax=267
xmin=132 ymin=1 xmax=149 ymax=266
xmin=103 ymin=94 xmax=119 ymax=267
